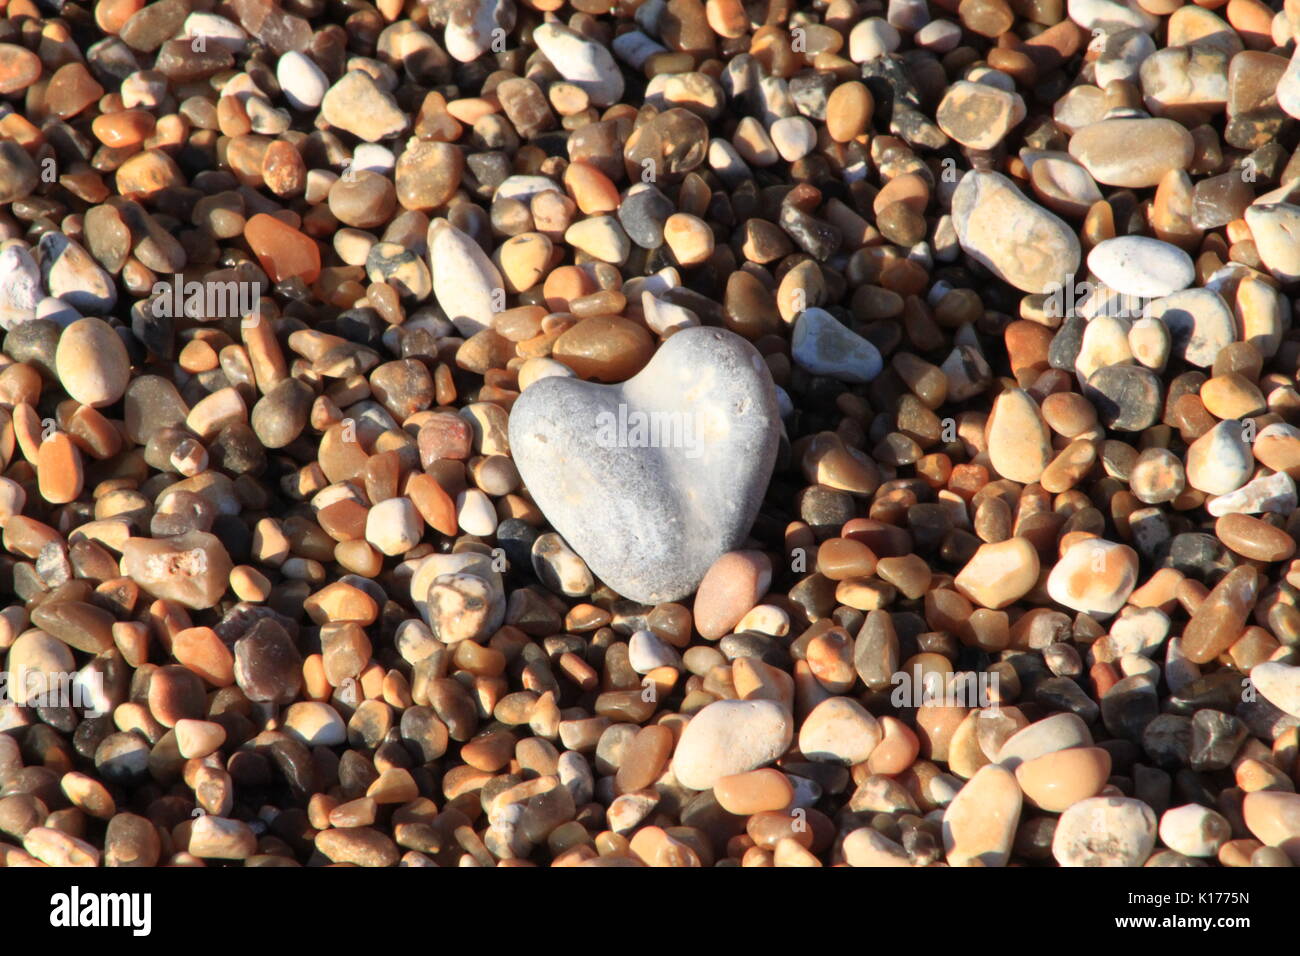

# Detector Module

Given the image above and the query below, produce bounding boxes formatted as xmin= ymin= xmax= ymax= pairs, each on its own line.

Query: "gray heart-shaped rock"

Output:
xmin=509 ymin=327 xmax=780 ymax=604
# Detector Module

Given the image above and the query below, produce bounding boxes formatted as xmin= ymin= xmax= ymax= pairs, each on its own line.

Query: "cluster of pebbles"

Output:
xmin=1 ymin=0 xmax=1300 ymax=869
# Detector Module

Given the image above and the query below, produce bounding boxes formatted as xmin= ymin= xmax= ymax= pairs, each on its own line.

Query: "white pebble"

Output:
xmin=276 ymin=51 xmax=328 ymax=111
xmin=456 ymin=488 xmax=498 ymax=536
xmin=1088 ymin=236 xmax=1194 ymax=298
xmin=848 ymin=18 xmax=900 ymax=62
xmin=365 ymin=497 xmax=422 ymax=556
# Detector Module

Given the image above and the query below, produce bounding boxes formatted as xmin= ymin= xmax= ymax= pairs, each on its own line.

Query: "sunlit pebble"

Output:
xmin=0 ymin=0 xmax=1294 ymax=872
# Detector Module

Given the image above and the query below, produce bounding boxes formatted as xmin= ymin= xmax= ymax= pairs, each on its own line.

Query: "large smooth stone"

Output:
xmin=5 ymin=630 xmax=76 ymax=706
xmin=1046 ymin=539 xmax=1139 ymax=616
xmin=510 ymin=326 xmax=780 ymax=604
xmin=670 ymin=699 xmax=794 ymax=790
xmin=951 ymin=170 xmax=1080 ymax=294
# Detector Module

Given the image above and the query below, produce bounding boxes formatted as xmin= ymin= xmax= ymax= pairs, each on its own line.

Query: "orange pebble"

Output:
xmin=244 ymin=212 xmax=322 ymax=283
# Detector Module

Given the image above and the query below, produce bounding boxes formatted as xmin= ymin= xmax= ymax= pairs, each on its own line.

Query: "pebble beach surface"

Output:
xmin=0 ymin=0 xmax=1299 ymax=870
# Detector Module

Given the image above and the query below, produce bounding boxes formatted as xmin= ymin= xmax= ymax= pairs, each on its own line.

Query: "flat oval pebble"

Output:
xmin=713 ymin=769 xmax=795 ymax=815
xmin=1068 ymin=118 xmax=1195 ymax=188
xmin=670 ymin=699 xmax=794 ymax=791
xmin=1015 ymin=747 xmax=1111 ymax=811
xmin=1087 ymin=236 xmax=1195 ymax=298
xmin=276 ymin=51 xmax=327 ymax=110
xmin=55 ymin=317 xmax=131 ymax=408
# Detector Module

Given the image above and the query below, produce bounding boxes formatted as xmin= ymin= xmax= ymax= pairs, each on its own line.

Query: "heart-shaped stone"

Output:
xmin=509 ymin=326 xmax=780 ymax=604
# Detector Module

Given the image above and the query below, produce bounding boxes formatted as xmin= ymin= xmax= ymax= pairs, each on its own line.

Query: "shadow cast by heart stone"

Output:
xmin=508 ymin=326 xmax=781 ymax=605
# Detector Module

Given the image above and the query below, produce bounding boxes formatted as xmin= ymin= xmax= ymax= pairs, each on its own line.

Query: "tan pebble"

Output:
xmin=842 ymin=826 xmax=913 ymax=866
xmin=826 ymin=81 xmax=873 ymax=142
xmin=714 ymin=768 xmax=795 ymax=814
xmin=867 ymin=715 xmax=920 ymax=774
xmin=798 ymin=696 xmax=881 ymax=764
xmin=1241 ymin=791 xmax=1300 ymax=864
xmin=55 ymin=317 xmax=131 ymax=407
xmin=663 ymin=213 xmax=714 ymax=267
xmin=1215 ymin=514 xmax=1296 ymax=562
xmin=986 ymin=387 xmax=1051 ymax=484
xmin=1014 ymin=746 xmax=1111 ymax=811
xmin=954 ymin=537 xmax=1040 ymax=609
xmin=23 ymin=826 xmax=100 ymax=867
xmin=188 ymin=815 xmax=258 ymax=860
xmin=694 ymin=550 xmax=773 ymax=640
xmin=60 ymin=771 xmax=115 ymax=819
xmin=942 ymin=763 xmax=1022 ymax=867
xmin=230 ymin=565 xmax=271 ymax=602
xmin=174 ymin=718 xmax=227 ymax=759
